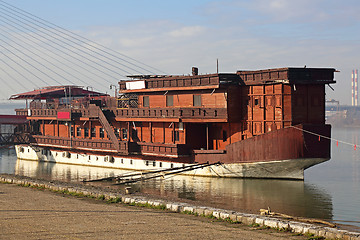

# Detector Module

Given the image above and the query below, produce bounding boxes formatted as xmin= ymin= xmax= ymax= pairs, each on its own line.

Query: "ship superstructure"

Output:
xmin=13 ymin=67 xmax=336 ymax=179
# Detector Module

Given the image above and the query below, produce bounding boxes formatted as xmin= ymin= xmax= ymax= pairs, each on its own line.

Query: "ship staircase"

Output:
xmin=88 ymin=104 xmax=121 ymax=152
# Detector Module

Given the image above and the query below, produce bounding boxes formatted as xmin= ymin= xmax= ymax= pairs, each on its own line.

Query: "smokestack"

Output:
xmin=356 ymin=69 xmax=358 ymax=106
xmin=352 ymin=70 xmax=355 ymax=106
xmin=192 ymin=67 xmax=198 ymax=76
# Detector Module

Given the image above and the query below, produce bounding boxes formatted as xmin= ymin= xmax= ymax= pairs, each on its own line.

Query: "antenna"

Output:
xmin=216 ymin=58 xmax=219 ymax=74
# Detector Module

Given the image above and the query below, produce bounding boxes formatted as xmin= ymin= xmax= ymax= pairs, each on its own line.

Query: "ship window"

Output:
xmin=99 ymin=128 xmax=104 ymax=138
xmin=179 ymin=122 xmax=184 ymax=131
xmin=76 ymin=127 xmax=81 ymax=137
xmin=70 ymin=126 xmax=74 ymax=137
xmin=193 ymin=95 xmax=201 ymax=106
xmin=122 ymin=128 xmax=128 ymax=140
xmin=114 ymin=128 xmax=119 ymax=138
xmin=166 ymin=95 xmax=173 ymax=107
xmin=143 ymin=96 xmax=149 ymax=107
xmin=132 ymin=129 xmax=139 ymax=141
xmin=84 ymin=127 xmax=89 ymax=137
xmin=266 ymin=97 xmax=272 ymax=106
xmin=222 ymin=130 xmax=227 ymax=142
xmin=254 ymin=98 xmax=259 ymax=106
xmin=91 ymin=128 xmax=96 ymax=138
xmin=173 ymin=131 xmax=179 ymax=142
xmin=275 ymin=96 xmax=282 ymax=106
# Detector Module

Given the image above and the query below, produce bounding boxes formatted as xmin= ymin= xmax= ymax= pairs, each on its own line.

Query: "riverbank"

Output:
xmin=1 ymin=174 xmax=359 ymax=240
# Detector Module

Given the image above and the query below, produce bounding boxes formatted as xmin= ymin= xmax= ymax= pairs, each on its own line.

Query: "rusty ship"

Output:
xmin=11 ymin=67 xmax=336 ymax=179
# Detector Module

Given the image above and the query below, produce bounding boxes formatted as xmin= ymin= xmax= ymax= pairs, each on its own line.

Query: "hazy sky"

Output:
xmin=3 ymin=0 xmax=360 ymax=104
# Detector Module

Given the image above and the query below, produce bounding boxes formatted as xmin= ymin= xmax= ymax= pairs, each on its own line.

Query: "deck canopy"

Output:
xmin=9 ymin=86 xmax=108 ymax=100
xmin=0 ymin=115 xmax=27 ymax=124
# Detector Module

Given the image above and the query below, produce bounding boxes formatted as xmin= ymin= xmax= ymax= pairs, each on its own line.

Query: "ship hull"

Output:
xmin=14 ymin=144 xmax=328 ymax=180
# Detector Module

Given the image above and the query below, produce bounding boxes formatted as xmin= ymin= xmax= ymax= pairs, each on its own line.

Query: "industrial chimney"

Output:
xmin=352 ymin=69 xmax=358 ymax=106
xmin=352 ymin=70 xmax=354 ymax=106
xmin=192 ymin=67 xmax=198 ymax=76
xmin=356 ymin=69 xmax=358 ymax=106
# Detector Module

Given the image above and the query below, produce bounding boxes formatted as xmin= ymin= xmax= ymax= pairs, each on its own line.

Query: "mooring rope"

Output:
xmin=290 ymin=125 xmax=358 ymax=149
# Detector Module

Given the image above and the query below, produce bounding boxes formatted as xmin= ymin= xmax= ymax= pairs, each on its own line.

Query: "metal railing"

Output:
xmin=115 ymin=107 xmax=227 ymax=119
xmin=33 ymin=135 xmax=129 ymax=154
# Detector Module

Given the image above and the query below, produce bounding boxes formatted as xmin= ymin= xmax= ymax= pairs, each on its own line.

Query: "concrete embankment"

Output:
xmin=1 ymin=174 xmax=359 ymax=240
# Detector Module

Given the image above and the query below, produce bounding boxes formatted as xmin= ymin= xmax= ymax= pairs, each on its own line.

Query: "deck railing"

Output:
xmin=32 ymin=135 xmax=130 ymax=154
xmin=31 ymin=135 xmax=192 ymax=157
xmin=115 ymin=107 xmax=227 ymax=119
xmin=17 ymin=106 xmax=228 ymax=120
xmin=135 ymin=142 xmax=192 ymax=157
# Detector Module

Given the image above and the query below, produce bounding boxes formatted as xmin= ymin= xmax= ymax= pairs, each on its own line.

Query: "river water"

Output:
xmin=0 ymin=103 xmax=359 ymax=230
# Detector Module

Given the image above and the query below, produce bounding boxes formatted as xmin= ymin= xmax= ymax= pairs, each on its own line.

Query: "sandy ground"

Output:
xmin=0 ymin=183 xmax=311 ymax=240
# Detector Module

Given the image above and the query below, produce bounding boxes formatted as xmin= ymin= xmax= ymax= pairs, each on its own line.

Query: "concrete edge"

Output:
xmin=1 ymin=175 xmax=359 ymax=240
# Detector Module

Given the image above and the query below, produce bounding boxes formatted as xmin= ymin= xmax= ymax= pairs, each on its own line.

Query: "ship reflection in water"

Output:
xmin=138 ymin=175 xmax=333 ymax=221
xmin=13 ymin=156 xmax=333 ymax=222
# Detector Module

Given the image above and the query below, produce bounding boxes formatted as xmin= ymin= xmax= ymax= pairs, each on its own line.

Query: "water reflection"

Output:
xmin=14 ymin=157 xmax=132 ymax=182
xmin=138 ymin=176 xmax=333 ymax=221
xmin=9 ymin=154 xmax=333 ymax=222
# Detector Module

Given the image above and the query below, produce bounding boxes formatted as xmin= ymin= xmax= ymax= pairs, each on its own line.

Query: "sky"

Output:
xmin=2 ymin=0 xmax=360 ymax=104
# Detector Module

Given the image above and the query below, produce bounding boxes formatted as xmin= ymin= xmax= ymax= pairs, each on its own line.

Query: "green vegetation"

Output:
xmin=133 ymin=202 xmax=166 ymax=210
xmin=97 ymin=194 xmax=105 ymax=200
xmin=107 ymin=197 xmax=121 ymax=203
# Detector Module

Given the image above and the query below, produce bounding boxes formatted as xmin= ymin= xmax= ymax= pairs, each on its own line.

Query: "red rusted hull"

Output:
xmin=194 ymin=124 xmax=331 ymax=164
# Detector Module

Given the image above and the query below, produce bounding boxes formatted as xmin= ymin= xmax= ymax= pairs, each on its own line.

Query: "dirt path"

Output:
xmin=0 ymin=183 xmax=308 ymax=240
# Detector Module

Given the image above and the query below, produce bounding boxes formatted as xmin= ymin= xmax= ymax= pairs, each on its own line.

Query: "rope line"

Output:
xmin=290 ymin=125 xmax=357 ymax=147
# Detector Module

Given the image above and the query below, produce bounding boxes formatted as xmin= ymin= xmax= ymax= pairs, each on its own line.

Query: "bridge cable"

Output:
xmin=0 ymin=32 xmax=76 ymax=85
xmin=0 ymin=24 xmax=107 ymax=91
xmin=0 ymin=7 xmax=135 ymax=77
xmin=0 ymin=38 xmax=66 ymax=85
xmin=0 ymin=0 xmax=166 ymax=75
xmin=0 ymin=53 xmax=46 ymax=87
xmin=0 ymin=15 xmax=122 ymax=83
